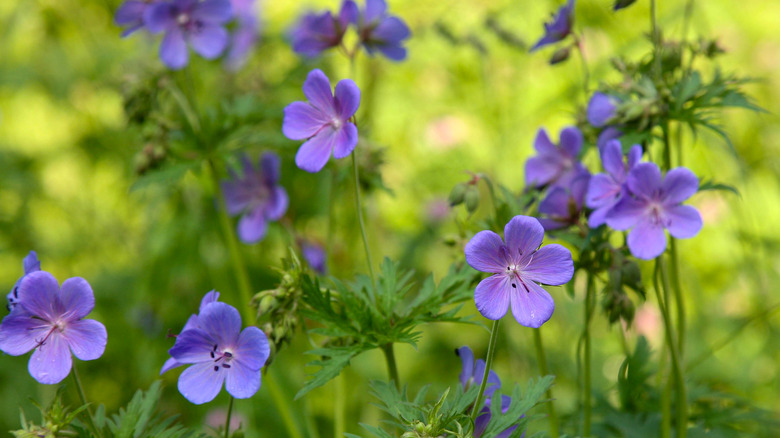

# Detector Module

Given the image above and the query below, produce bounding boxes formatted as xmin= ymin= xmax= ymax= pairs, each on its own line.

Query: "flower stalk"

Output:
xmin=224 ymin=396 xmax=234 ymax=438
xmin=533 ymin=328 xmax=559 ymax=438
xmin=583 ymin=273 xmax=595 ymax=437
xmin=470 ymin=319 xmax=501 ymax=427
xmin=72 ymin=364 xmax=103 ymax=438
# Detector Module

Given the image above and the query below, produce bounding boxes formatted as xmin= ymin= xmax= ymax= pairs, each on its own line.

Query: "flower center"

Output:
xmin=504 ymin=252 xmax=535 ymax=293
xmin=176 ymin=13 xmax=190 ymax=26
xmin=330 ymin=117 xmax=343 ymax=130
xmin=34 ymin=321 xmax=64 ymax=350
xmin=210 ymin=344 xmax=235 ymax=372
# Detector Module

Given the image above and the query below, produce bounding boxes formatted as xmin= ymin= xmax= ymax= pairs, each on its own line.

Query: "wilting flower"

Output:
xmin=465 ymin=215 xmax=574 ymax=328
xmin=300 ymin=241 xmax=327 ymax=275
xmin=290 ymin=1 xmax=357 ymax=57
xmin=144 ymin=0 xmax=233 ymax=70
xmin=115 ymin=0 xmax=159 ymax=37
xmin=0 ymin=272 xmax=107 ymax=384
xmin=353 ymin=0 xmax=411 ymax=61
xmin=587 ymin=92 xmax=620 ymax=127
xmin=161 ymin=290 xmax=220 ymax=375
xmin=538 ymin=168 xmax=591 ymax=230
xmin=586 ymin=140 xmax=643 ymax=228
xmin=530 ymin=0 xmax=575 ymax=52
xmin=168 ymin=301 xmax=270 ymax=404
xmin=225 ymin=0 xmax=260 ymax=70
xmin=7 ymin=251 xmax=41 ymax=313
xmin=525 ymin=126 xmax=586 ymax=189
xmin=282 ymin=69 xmax=361 ymax=173
xmin=607 ymin=163 xmax=702 ymax=259
xmin=221 ymin=152 xmax=289 ymax=244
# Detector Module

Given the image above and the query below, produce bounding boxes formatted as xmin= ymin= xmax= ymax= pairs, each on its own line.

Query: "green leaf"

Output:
xmin=296 ymin=345 xmax=365 ymax=399
xmin=699 ymin=179 xmax=741 ymax=197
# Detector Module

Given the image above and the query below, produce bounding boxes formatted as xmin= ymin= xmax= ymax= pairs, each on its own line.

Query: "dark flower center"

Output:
xmin=210 ymin=344 xmax=234 ymax=372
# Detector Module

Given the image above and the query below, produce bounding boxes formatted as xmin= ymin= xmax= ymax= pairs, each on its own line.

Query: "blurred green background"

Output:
xmin=1 ymin=0 xmax=779 ymax=436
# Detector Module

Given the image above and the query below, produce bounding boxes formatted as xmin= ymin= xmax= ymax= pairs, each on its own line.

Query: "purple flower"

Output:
xmin=607 ymin=163 xmax=703 ymax=259
xmin=168 ymin=301 xmax=270 ymax=404
xmin=225 ymin=0 xmax=260 ymax=70
xmin=290 ymin=1 xmax=357 ymax=58
xmin=221 ymin=152 xmax=289 ymax=244
xmin=144 ymin=0 xmax=233 ymax=70
xmin=456 ymin=346 xmax=501 ymax=398
xmin=354 ymin=0 xmax=411 ymax=61
xmin=587 ymin=92 xmax=620 ymax=127
xmin=475 ymin=395 xmax=517 ymax=438
xmin=586 ymin=140 xmax=643 ymax=228
xmin=301 ymin=241 xmax=327 ymax=275
xmin=282 ymin=69 xmax=361 ymax=173
xmin=538 ymin=168 xmax=591 ymax=231
xmin=524 ymin=126 xmax=586 ymax=189
xmin=161 ymin=290 xmax=221 ymax=375
xmin=7 ymin=251 xmax=41 ymax=313
xmin=465 ymin=215 xmax=574 ymax=328
xmin=0 ymin=271 xmax=107 ymax=384
xmin=530 ymin=0 xmax=575 ymax=52
xmin=115 ymin=1 xmax=159 ymax=37
xmin=597 ymin=126 xmax=623 ymax=149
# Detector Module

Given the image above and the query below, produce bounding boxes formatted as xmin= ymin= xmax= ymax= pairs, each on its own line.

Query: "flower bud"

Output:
xmin=549 ymin=46 xmax=571 ymax=65
xmin=448 ymin=182 xmax=467 ymax=206
xmin=464 ymin=185 xmax=480 ymax=213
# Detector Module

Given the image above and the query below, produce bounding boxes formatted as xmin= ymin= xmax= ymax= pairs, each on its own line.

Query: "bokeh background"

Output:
xmin=1 ymin=0 xmax=779 ymax=436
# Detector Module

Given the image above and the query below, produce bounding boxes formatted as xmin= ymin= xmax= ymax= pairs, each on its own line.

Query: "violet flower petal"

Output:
xmin=18 ymin=272 xmax=60 ymax=320
xmin=169 ymin=328 xmax=214 ymax=364
xmin=233 ymin=326 xmax=270 ymax=370
xmin=474 ymin=275 xmax=512 ymax=320
xmin=664 ymin=205 xmax=702 ymax=239
xmin=198 ymin=302 xmax=241 ymax=346
xmin=627 ymin=163 xmax=662 ymax=197
xmin=0 ymin=314 xmax=47 ymax=355
xmin=509 ymin=280 xmax=554 ymax=328
xmin=661 ymin=167 xmax=699 ymax=204
xmin=63 ymin=319 xmax=107 ymax=361
xmin=178 ymin=361 xmax=226 ymax=404
xmin=59 ymin=277 xmax=95 ymax=322
xmin=295 ymin=128 xmax=339 ymax=173
xmin=504 ymin=215 xmax=544 ymax=260
xmin=282 ymin=102 xmax=330 ymax=140
xmin=606 ymin=196 xmax=646 ymax=230
xmin=600 ymin=139 xmax=625 ymax=181
xmin=627 ymin=219 xmax=667 ymax=260
xmin=160 ymin=28 xmax=189 ymax=69
xmin=28 ymin=333 xmax=72 ymax=385
xmin=523 ymin=244 xmax=574 ymax=285
xmin=191 ymin=0 xmax=233 ymax=24
xmin=465 ymin=231 xmax=507 ymax=273
xmin=190 ymin=25 xmax=229 ymax=59
xmin=302 ymin=70 xmax=336 ymax=115
xmin=335 ymin=80 xmax=361 ymax=120
xmin=331 ymin=123 xmax=358 ymax=159
xmin=558 ymin=126 xmax=583 ymax=157
xmin=456 ymin=346 xmax=475 ymax=388
xmin=225 ymin=361 xmax=261 ymax=398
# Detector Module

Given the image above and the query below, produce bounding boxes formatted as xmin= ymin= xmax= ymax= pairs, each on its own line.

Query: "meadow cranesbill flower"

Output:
xmin=7 ymin=251 xmax=41 ymax=313
xmin=525 ymin=126 xmax=586 ymax=189
xmin=221 ymin=152 xmax=289 ymax=244
xmin=474 ymin=395 xmax=517 ymax=438
xmin=161 ymin=290 xmax=220 ymax=375
xmin=465 ymin=215 xmax=574 ymax=328
xmin=538 ymin=168 xmax=591 ymax=230
xmin=607 ymin=163 xmax=703 ymax=259
xmin=0 ymin=271 xmax=107 ymax=384
xmin=225 ymin=0 xmax=259 ymax=70
xmin=168 ymin=301 xmax=270 ymax=404
xmin=456 ymin=346 xmax=500 ymax=397
xmin=586 ymin=140 xmax=643 ymax=227
xmin=115 ymin=1 xmax=159 ymax=37
xmin=290 ymin=1 xmax=357 ymax=57
xmin=530 ymin=0 xmax=575 ymax=52
xmin=282 ymin=69 xmax=361 ymax=173
xmin=301 ymin=241 xmax=327 ymax=275
xmin=353 ymin=0 xmax=411 ymax=61
xmin=587 ymin=92 xmax=620 ymax=127
xmin=144 ymin=0 xmax=233 ymax=70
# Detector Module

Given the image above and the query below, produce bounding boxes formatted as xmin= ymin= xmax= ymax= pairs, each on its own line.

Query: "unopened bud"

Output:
xmin=464 ymin=186 xmax=480 ymax=213
xmin=549 ymin=47 xmax=571 ymax=65
xmin=448 ymin=183 xmax=467 ymax=206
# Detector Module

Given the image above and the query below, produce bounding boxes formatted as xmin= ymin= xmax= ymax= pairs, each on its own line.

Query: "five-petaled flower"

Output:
xmin=465 ymin=215 xmax=574 ymax=328
xmin=525 ymin=126 xmax=586 ymax=189
xmin=7 ymin=251 xmax=41 ymax=313
xmin=160 ymin=290 xmax=220 ymax=375
xmin=353 ymin=0 xmax=411 ymax=61
xmin=168 ymin=301 xmax=270 ymax=404
xmin=282 ymin=69 xmax=361 ymax=173
xmin=290 ymin=1 xmax=358 ymax=58
xmin=221 ymin=152 xmax=289 ymax=244
xmin=530 ymin=0 xmax=575 ymax=52
xmin=586 ymin=140 xmax=643 ymax=228
xmin=606 ymin=162 xmax=703 ymax=259
xmin=0 ymin=271 xmax=107 ymax=384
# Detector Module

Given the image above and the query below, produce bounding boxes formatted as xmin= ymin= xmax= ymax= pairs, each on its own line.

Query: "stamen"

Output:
xmin=224 ymin=352 xmax=233 ymax=358
xmin=214 ymin=365 xmax=219 ymax=372
xmin=222 ymin=363 xmax=231 ymax=369
xmin=213 ymin=344 xmax=218 ymax=351
xmin=13 ymin=287 xmax=18 ymax=299
xmin=210 ymin=351 xmax=215 ymax=359
xmin=511 ymin=283 xmax=517 ymax=288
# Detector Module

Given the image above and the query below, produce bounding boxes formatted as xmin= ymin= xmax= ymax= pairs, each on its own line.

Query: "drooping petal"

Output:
xmin=160 ymin=357 xmax=183 ymax=375
xmin=225 ymin=361 xmax=262 ymax=398
xmin=600 ymin=139 xmax=625 ymax=181
xmin=465 ymin=231 xmax=507 ymax=274
xmin=295 ymin=128 xmax=337 ymax=173
xmin=504 ymin=215 xmax=544 ymax=262
xmin=178 ymin=361 xmax=226 ymax=404
xmin=169 ymin=328 xmax=215 ymax=364
xmin=18 ymin=271 xmax=60 ymax=320
xmin=334 ymin=79 xmax=361 ymax=120
xmin=264 ymin=187 xmax=289 ymax=221
xmin=160 ymin=28 xmax=189 ymax=70
xmin=62 ymin=319 xmax=107 ymax=361
xmin=29 ymin=333 xmax=72 ymax=384
xmin=509 ymin=280 xmax=555 ymax=328
xmin=627 ymin=219 xmax=667 ymax=260
xmin=627 ymin=162 xmax=662 ymax=198
xmin=523 ymin=244 xmax=573 ymax=286
xmin=282 ymin=102 xmax=329 ymax=140
xmin=59 ymin=277 xmax=95 ymax=322
xmin=606 ymin=196 xmax=647 ymax=230
xmin=661 ymin=167 xmax=699 ymax=205
xmin=331 ymin=123 xmax=359 ymax=159
xmin=191 ymin=0 xmax=233 ymax=24
xmin=474 ymin=275 xmax=512 ymax=320
xmin=558 ymin=126 xmax=583 ymax=157
xmin=189 ymin=25 xmax=229 ymax=59
xmin=237 ymin=207 xmax=268 ymax=244
xmin=302 ymin=69 xmax=336 ymax=115
xmin=456 ymin=346 xmax=474 ymax=388
xmin=198 ymin=302 xmax=242 ymax=346
xmin=524 ymin=156 xmax=561 ymax=187
xmin=0 ymin=314 xmax=48 ymax=355
xmin=234 ymin=326 xmax=270 ymax=371
xmin=664 ymin=205 xmax=702 ymax=239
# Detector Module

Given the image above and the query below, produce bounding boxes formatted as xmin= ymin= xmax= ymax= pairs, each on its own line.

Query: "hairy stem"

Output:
xmin=533 ymin=328 xmax=559 ymax=438
xmin=381 ymin=343 xmax=401 ymax=389
xmin=470 ymin=319 xmax=501 ymax=427
xmin=224 ymin=396 xmax=234 ymax=438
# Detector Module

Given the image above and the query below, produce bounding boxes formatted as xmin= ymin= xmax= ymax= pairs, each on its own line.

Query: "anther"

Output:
xmin=210 ymin=351 xmax=215 ymax=359
xmin=222 ymin=363 xmax=231 ymax=369
xmin=214 ymin=366 xmax=219 ymax=372
xmin=224 ymin=352 xmax=233 ymax=358
xmin=511 ymin=283 xmax=517 ymax=288
xmin=13 ymin=287 xmax=18 ymax=299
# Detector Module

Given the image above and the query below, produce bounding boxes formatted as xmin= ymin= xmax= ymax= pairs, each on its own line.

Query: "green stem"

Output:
xmin=326 ymin=167 xmax=337 ymax=270
xmin=470 ymin=319 xmax=501 ymax=427
xmin=71 ymin=364 xmax=102 ymax=438
xmin=573 ymin=34 xmax=590 ymax=97
xmin=669 ymin=239 xmax=685 ymax=357
xmin=583 ymin=273 xmax=595 ymax=437
xmin=653 ymin=262 xmax=671 ymax=438
xmin=352 ymin=152 xmax=376 ymax=287
xmin=334 ymin=372 xmax=346 ymax=438
xmin=207 ymin=158 xmax=255 ymax=325
xmin=533 ymin=328 xmax=559 ymax=438
xmin=651 ymin=0 xmax=662 ymax=79
xmin=224 ymin=396 xmax=234 ymax=438
xmin=266 ymin=373 xmax=303 ymax=438
xmin=381 ymin=343 xmax=401 ymax=389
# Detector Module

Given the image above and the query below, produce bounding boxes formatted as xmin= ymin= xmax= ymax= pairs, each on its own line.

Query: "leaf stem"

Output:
xmin=71 ymin=363 xmax=102 ymax=438
xmin=533 ymin=328 xmax=559 ymax=438
xmin=381 ymin=343 xmax=401 ymax=389
xmin=470 ymin=319 xmax=501 ymax=427
xmin=224 ymin=396 xmax=234 ymax=438
xmin=352 ymin=151 xmax=377 ymax=287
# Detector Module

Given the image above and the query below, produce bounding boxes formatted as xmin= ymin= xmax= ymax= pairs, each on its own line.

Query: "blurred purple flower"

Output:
xmin=607 ymin=163 xmax=702 ymax=259
xmin=115 ymin=0 xmax=160 ymax=37
xmin=587 ymin=92 xmax=619 ymax=127
xmin=282 ymin=69 xmax=361 ymax=173
xmin=597 ymin=126 xmax=623 ymax=149
xmin=144 ymin=0 xmax=233 ymax=70
xmin=475 ymin=395 xmax=517 ymax=438
xmin=524 ymin=126 xmax=586 ymax=189
xmin=0 ymin=271 xmax=107 ymax=384
xmin=225 ymin=0 xmax=260 ymax=70
xmin=290 ymin=1 xmax=357 ymax=57
xmin=354 ymin=0 xmax=411 ymax=61
xmin=586 ymin=140 xmax=643 ymax=228
xmin=161 ymin=290 xmax=221 ymax=375
xmin=465 ymin=215 xmax=574 ymax=328
xmin=7 ymin=251 xmax=41 ymax=313
xmin=538 ymin=169 xmax=591 ymax=231
xmin=221 ymin=152 xmax=289 ymax=244
xmin=456 ymin=346 xmax=501 ymax=397
xmin=168 ymin=301 xmax=270 ymax=404
xmin=301 ymin=241 xmax=327 ymax=275
xmin=530 ymin=0 xmax=575 ymax=52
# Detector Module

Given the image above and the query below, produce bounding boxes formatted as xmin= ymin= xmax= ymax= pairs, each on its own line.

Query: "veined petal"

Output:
xmin=18 ymin=271 xmax=60 ymax=320
xmin=509 ymin=280 xmax=554 ymax=328
xmin=237 ymin=207 xmax=268 ymax=244
xmin=627 ymin=219 xmax=667 ymax=260
xmin=504 ymin=215 xmax=544 ymax=262
xmin=160 ymin=28 xmax=189 ymax=70
xmin=664 ymin=205 xmax=702 ymax=239
xmin=29 ymin=333 xmax=72 ymax=384
xmin=63 ymin=319 xmax=107 ymax=361
xmin=0 ymin=314 xmax=48 ymax=355
xmin=586 ymin=173 xmax=620 ymax=209
xmin=627 ymin=162 xmax=662 ymax=198
xmin=295 ymin=128 xmax=337 ymax=173
xmin=23 ymin=251 xmax=41 ymax=274
xmin=302 ymin=69 xmax=336 ymax=115
xmin=334 ymin=79 xmax=361 ymax=120
xmin=225 ymin=361 xmax=262 ymax=398
xmin=456 ymin=346 xmax=474 ymax=388
xmin=160 ymin=357 xmax=183 ymax=375
xmin=600 ymin=139 xmax=625 ymax=181
xmin=178 ymin=362 xmax=226 ymax=404
xmin=558 ymin=126 xmax=583 ymax=157
xmin=661 ymin=167 xmax=699 ymax=204
xmin=59 ymin=277 xmax=95 ymax=322
xmin=191 ymin=0 xmax=233 ymax=24
xmin=282 ymin=102 xmax=329 ymax=140
xmin=189 ymin=25 xmax=228 ymax=59
xmin=524 ymin=155 xmax=561 ymax=187
xmin=606 ymin=196 xmax=647 ymax=231
xmin=234 ymin=326 xmax=270 ymax=371
xmin=198 ymin=302 xmax=242 ymax=346
xmin=331 ymin=123 xmax=358 ymax=159
xmin=199 ymin=290 xmax=221 ymax=313
xmin=474 ymin=275 xmax=512 ymax=320
xmin=465 ymin=231 xmax=506 ymax=273
xmin=169 ymin=328 xmax=215 ymax=363
xmin=264 ymin=186 xmax=289 ymax=222
xmin=523 ymin=244 xmax=573 ymax=286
